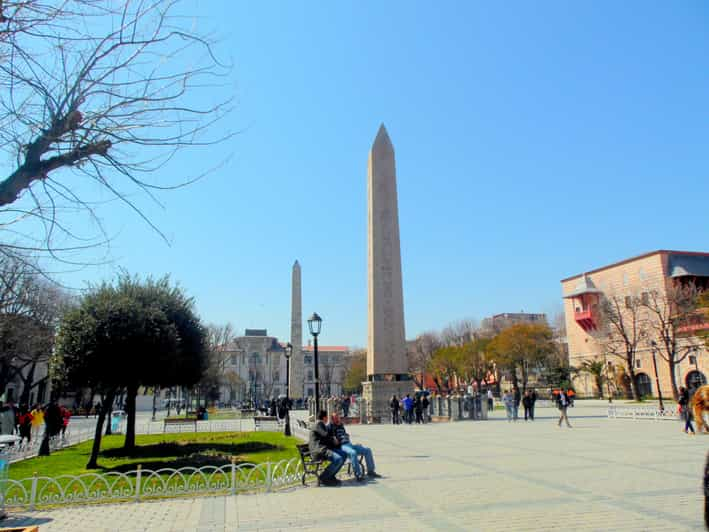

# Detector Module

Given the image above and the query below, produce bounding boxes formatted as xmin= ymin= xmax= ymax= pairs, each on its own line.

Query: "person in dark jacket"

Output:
xmin=421 ymin=395 xmax=430 ymax=423
xmin=522 ymin=390 xmax=533 ymax=421
xmin=530 ymin=389 xmax=537 ymax=420
xmin=390 ymin=395 xmax=400 ymax=425
xmin=308 ymin=410 xmax=345 ymax=486
xmin=414 ymin=395 xmax=423 ymax=424
xmin=678 ymin=386 xmax=695 ymax=434
xmin=513 ymin=386 xmax=521 ymax=421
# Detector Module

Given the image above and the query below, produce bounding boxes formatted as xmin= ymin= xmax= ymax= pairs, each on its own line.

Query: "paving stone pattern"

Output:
xmin=4 ymin=403 xmax=706 ymax=531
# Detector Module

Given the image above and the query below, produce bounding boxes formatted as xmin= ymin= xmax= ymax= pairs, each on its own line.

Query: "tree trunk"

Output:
xmin=19 ymin=362 xmax=37 ymax=406
xmin=595 ymin=375 xmax=604 ymax=399
xmin=668 ymin=360 xmax=680 ymax=401
xmin=626 ymin=355 xmax=640 ymax=400
xmin=87 ymin=389 xmax=115 ymax=469
xmin=123 ymin=384 xmax=138 ymax=451
xmin=105 ymin=399 xmax=113 ymax=436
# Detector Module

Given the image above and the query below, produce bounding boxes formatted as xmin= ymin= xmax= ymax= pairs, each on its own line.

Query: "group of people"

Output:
xmin=308 ymin=409 xmax=380 ymax=486
xmin=389 ymin=393 xmax=429 ymax=424
xmin=0 ymin=400 xmax=71 ymax=443
xmin=501 ymin=387 xmax=538 ymax=422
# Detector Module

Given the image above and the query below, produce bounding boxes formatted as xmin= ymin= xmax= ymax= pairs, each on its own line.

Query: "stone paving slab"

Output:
xmin=2 ymin=404 xmax=706 ymax=531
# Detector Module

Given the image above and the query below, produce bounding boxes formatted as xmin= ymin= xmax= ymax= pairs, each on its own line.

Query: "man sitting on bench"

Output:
xmin=308 ymin=410 xmax=344 ymax=486
xmin=329 ymin=412 xmax=381 ymax=481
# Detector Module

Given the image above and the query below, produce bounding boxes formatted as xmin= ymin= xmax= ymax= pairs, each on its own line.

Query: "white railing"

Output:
xmin=607 ymin=406 xmax=679 ymax=421
xmin=131 ymin=419 xmax=251 ymax=434
xmin=0 ymin=426 xmax=98 ymax=463
xmin=2 ymin=457 xmax=303 ymax=511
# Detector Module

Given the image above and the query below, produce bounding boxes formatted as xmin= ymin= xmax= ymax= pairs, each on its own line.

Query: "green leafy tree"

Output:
xmin=576 ymin=359 xmax=606 ymax=398
xmin=489 ymin=323 xmax=556 ymax=391
xmin=54 ymin=275 xmax=207 ymax=466
xmin=428 ymin=346 xmax=461 ymax=392
xmin=343 ymin=349 xmax=366 ymax=394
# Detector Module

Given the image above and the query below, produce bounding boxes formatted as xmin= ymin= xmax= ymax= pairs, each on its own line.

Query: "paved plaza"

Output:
xmin=4 ymin=403 xmax=706 ymax=531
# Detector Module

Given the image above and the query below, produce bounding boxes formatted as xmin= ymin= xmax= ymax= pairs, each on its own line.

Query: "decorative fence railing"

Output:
xmin=607 ymin=406 xmax=680 ymax=421
xmin=130 ymin=419 xmax=250 ymax=435
xmin=0 ymin=425 xmax=99 ymax=463
xmin=1 ymin=457 xmax=303 ymax=511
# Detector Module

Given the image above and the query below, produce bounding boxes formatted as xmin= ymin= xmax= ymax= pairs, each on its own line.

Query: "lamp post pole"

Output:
xmin=650 ymin=341 xmax=664 ymax=411
xmin=284 ymin=343 xmax=292 ymax=436
xmin=308 ymin=313 xmax=323 ymax=412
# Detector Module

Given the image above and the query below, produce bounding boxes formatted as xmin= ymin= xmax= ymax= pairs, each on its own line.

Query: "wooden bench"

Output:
xmin=163 ymin=417 xmax=198 ymax=432
xmin=253 ymin=416 xmax=280 ymax=431
xmin=296 ymin=443 xmax=323 ymax=486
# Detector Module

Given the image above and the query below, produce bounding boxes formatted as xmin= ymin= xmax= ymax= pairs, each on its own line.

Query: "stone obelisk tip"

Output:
xmin=372 ymin=123 xmax=393 ymax=153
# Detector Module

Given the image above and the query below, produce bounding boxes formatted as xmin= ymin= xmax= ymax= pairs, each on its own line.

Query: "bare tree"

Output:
xmin=599 ymin=294 xmax=648 ymax=400
xmin=642 ymin=283 xmax=703 ymax=400
xmin=407 ymin=332 xmax=441 ymax=390
xmin=440 ymin=319 xmax=479 ymax=346
xmin=0 ymin=252 xmax=71 ymax=400
xmin=0 ymin=0 xmax=232 ymax=260
xmin=200 ymin=323 xmax=235 ymax=403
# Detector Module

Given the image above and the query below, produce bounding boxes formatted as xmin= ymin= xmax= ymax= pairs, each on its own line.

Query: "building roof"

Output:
xmin=302 ymin=345 xmax=349 ymax=352
xmin=668 ymin=254 xmax=709 ymax=277
xmin=562 ymin=275 xmax=603 ymax=299
xmin=560 ymin=250 xmax=709 ymax=283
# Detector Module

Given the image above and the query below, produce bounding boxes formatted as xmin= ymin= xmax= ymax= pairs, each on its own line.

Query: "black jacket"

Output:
xmin=308 ymin=420 xmax=333 ymax=458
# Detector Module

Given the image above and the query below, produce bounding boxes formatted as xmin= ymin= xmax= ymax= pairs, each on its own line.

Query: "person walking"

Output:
xmin=390 ymin=395 xmax=400 ymax=425
xmin=421 ymin=394 xmax=429 ymax=423
xmin=414 ymin=395 xmax=423 ymax=424
xmin=512 ymin=386 xmax=521 ymax=421
xmin=487 ymin=389 xmax=494 ymax=411
xmin=522 ymin=390 xmax=533 ymax=421
xmin=530 ymin=389 xmax=537 ymax=420
xmin=557 ymin=388 xmax=572 ymax=428
xmin=502 ymin=390 xmax=514 ymax=422
xmin=402 ymin=394 xmax=414 ymax=424
xmin=30 ymin=404 xmax=44 ymax=441
xmin=678 ymin=386 xmax=695 ymax=435
xmin=341 ymin=396 xmax=350 ymax=418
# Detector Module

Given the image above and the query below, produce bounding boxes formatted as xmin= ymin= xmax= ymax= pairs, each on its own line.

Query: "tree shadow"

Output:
xmin=99 ymin=441 xmax=282 ymax=473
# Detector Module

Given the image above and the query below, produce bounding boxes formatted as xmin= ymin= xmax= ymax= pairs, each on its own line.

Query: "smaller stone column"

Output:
xmin=450 ymin=395 xmax=460 ymax=421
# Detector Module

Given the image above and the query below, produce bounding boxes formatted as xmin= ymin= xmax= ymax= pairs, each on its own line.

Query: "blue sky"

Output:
xmin=56 ymin=1 xmax=709 ymax=347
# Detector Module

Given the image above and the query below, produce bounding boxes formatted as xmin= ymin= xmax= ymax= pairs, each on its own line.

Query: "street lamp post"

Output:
xmin=650 ymin=341 xmax=664 ymax=411
xmin=308 ymin=312 xmax=323 ymax=411
xmin=283 ymin=343 xmax=293 ymax=436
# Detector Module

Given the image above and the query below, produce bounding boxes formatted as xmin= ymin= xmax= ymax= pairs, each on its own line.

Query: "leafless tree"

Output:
xmin=642 ymin=283 xmax=703 ymax=400
xmin=440 ymin=319 xmax=479 ymax=346
xmin=0 ymin=0 xmax=232 ymax=261
xmin=599 ymin=294 xmax=648 ymax=400
xmin=0 ymin=252 xmax=72 ymax=401
xmin=407 ymin=332 xmax=441 ymax=389
xmin=200 ymin=323 xmax=235 ymax=403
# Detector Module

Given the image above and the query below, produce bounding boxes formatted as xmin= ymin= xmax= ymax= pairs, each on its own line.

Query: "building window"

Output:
xmin=307 ymin=370 xmax=313 ymax=381
xmin=304 ymin=355 xmax=312 ymax=364
xmin=231 ymin=354 xmax=238 ymax=365
xmin=273 ymin=372 xmax=279 ymax=382
xmin=689 ymin=355 xmax=697 ymax=365
xmin=625 ymin=296 xmax=632 ymax=308
xmin=635 ymin=359 xmax=642 ymax=369
xmin=641 ymin=292 xmax=649 ymax=305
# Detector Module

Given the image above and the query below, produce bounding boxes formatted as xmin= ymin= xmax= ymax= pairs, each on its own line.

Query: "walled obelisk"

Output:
xmin=362 ymin=124 xmax=412 ymax=422
xmin=289 ymin=260 xmax=303 ymax=399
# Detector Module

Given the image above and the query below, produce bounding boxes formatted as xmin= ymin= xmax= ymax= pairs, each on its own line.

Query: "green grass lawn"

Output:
xmin=10 ymin=431 xmax=299 ymax=480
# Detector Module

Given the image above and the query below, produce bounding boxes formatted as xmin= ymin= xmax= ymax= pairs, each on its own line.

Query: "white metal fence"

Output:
xmin=607 ymin=406 xmax=680 ymax=421
xmin=1 ymin=457 xmax=303 ymax=511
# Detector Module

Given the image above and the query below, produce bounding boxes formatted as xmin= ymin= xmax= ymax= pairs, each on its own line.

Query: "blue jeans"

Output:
xmin=321 ymin=449 xmax=345 ymax=480
xmin=505 ymin=404 xmax=514 ymax=421
xmin=340 ymin=443 xmax=375 ymax=477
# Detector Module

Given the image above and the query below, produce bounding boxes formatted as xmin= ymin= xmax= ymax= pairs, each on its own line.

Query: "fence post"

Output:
xmin=230 ymin=457 xmax=237 ymax=496
xmin=29 ymin=472 xmax=38 ymax=511
xmin=135 ymin=465 xmax=142 ymax=502
xmin=265 ymin=462 xmax=272 ymax=493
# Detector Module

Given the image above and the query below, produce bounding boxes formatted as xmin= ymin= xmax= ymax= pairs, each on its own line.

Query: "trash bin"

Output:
xmin=0 ymin=457 xmax=8 ymax=519
xmin=111 ymin=413 xmax=122 ymax=433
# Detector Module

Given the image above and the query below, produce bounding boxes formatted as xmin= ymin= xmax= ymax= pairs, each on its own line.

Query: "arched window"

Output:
xmin=635 ymin=373 xmax=652 ymax=397
xmin=686 ymin=370 xmax=707 ymax=394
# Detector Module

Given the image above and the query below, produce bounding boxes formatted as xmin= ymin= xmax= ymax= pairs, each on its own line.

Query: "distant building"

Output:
xmin=219 ymin=329 xmax=287 ymax=405
xmin=561 ymin=250 xmax=709 ymax=397
xmin=302 ymin=343 xmax=350 ymax=398
xmin=481 ymin=312 xmax=547 ymax=333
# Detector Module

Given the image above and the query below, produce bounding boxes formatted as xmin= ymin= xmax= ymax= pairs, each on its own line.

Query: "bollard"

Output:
xmin=135 ymin=465 xmax=142 ymax=502
xmin=230 ymin=457 xmax=237 ymax=495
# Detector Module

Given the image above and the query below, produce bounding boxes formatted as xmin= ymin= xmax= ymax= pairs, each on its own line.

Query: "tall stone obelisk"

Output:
xmin=362 ymin=124 xmax=412 ymax=422
xmin=289 ymin=260 xmax=303 ymax=399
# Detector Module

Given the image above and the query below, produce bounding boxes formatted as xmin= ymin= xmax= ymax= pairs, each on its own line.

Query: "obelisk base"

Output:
xmin=362 ymin=380 xmax=413 ymax=424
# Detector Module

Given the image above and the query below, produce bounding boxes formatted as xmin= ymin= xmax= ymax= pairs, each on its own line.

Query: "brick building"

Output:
xmin=561 ymin=250 xmax=708 ymax=398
